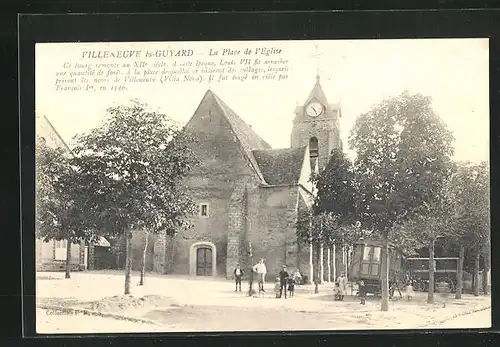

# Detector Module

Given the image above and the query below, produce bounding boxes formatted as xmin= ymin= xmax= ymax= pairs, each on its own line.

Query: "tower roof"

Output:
xmin=304 ymin=75 xmax=330 ymax=106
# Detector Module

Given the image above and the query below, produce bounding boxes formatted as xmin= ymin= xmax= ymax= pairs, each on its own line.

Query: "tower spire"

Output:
xmin=312 ymin=44 xmax=323 ymax=82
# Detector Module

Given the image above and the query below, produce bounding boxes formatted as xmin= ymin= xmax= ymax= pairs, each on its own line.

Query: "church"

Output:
xmin=139 ymin=75 xmax=345 ymax=281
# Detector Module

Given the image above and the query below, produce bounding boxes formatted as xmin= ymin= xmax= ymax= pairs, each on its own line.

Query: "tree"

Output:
xmin=393 ymin=194 xmax=455 ymax=304
xmin=306 ymin=148 xmax=358 ymax=288
xmin=71 ymin=100 xmax=198 ymax=294
xmin=348 ymin=91 xmax=454 ymax=311
xmin=311 ymin=148 xmax=357 ymax=223
xmin=296 ymin=209 xmax=366 ymax=293
xmin=36 ymin=136 xmax=94 ymax=279
xmin=447 ymin=161 xmax=490 ymax=297
xmin=139 ymin=230 xmax=149 ymax=286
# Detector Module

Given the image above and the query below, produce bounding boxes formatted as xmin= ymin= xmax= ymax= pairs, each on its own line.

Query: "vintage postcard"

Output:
xmin=35 ymin=39 xmax=490 ymax=333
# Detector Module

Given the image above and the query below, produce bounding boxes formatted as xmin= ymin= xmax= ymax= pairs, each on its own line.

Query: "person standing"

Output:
xmin=233 ymin=264 xmax=244 ymax=292
xmin=358 ymin=280 xmax=366 ymax=305
xmin=253 ymin=258 xmax=267 ymax=293
xmin=279 ymin=265 xmax=289 ymax=299
xmin=288 ymin=277 xmax=296 ymax=297
xmin=293 ymin=269 xmax=302 ymax=286
xmin=337 ymin=271 xmax=348 ymax=301
xmin=405 ymin=280 xmax=415 ymax=301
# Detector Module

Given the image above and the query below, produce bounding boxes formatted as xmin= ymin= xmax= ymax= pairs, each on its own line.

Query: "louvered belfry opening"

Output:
xmin=309 ymin=137 xmax=319 ymax=159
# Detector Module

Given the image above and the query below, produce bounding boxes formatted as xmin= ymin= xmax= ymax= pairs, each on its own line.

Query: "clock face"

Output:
xmin=306 ymin=102 xmax=324 ymax=117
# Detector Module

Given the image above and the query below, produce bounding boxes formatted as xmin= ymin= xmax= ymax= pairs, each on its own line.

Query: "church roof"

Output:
xmin=253 ymin=147 xmax=307 ymax=186
xmin=191 ymin=90 xmax=271 ymax=183
xmin=304 ymin=75 xmax=330 ymax=106
xmin=210 ymin=91 xmax=271 ymax=150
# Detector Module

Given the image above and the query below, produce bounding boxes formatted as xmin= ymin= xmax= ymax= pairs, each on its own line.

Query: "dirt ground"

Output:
xmin=35 ymin=270 xmax=492 ymax=333
xmin=432 ymin=308 xmax=490 ymax=329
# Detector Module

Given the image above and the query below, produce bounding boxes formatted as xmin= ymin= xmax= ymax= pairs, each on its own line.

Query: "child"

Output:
xmin=288 ymin=277 xmax=296 ymax=297
xmin=358 ymin=280 xmax=366 ymax=305
xmin=334 ymin=282 xmax=341 ymax=301
xmin=405 ymin=281 xmax=415 ymax=301
xmin=274 ymin=277 xmax=281 ymax=298
xmin=293 ymin=269 xmax=302 ymax=287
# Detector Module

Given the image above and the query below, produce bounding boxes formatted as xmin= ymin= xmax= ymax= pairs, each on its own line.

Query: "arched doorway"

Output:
xmin=196 ymin=247 xmax=212 ymax=276
xmin=189 ymin=241 xmax=217 ymax=276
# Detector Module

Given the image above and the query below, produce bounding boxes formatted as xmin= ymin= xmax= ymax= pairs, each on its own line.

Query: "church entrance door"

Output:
xmin=196 ymin=247 xmax=212 ymax=276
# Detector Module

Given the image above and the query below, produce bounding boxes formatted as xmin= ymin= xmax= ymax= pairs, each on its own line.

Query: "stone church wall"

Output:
xmin=159 ymin=93 xmax=261 ymax=277
xmin=245 ymin=186 xmax=299 ymax=280
xmin=170 ymin=192 xmax=231 ymax=276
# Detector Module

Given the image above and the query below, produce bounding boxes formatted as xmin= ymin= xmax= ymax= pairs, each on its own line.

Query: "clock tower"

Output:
xmin=291 ymin=75 xmax=342 ymax=172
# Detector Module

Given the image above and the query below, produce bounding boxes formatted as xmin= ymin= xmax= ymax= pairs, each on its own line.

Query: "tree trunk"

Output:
xmin=345 ymin=245 xmax=348 ymax=276
xmin=139 ymin=231 xmax=149 ymax=286
xmin=314 ymin=243 xmax=320 ymax=293
xmin=473 ymin=251 xmax=480 ymax=296
xmin=65 ymin=239 xmax=71 ymax=279
xmin=427 ymin=239 xmax=435 ymax=304
xmin=482 ymin=245 xmax=490 ymax=295
xmin=248 ymin=241 xmax=254 ymax=296
xmin=319 ymin=244 xmax=324 ymax=284
xmin=482 ymin=267 xmax=488 ymax=295
xmin=455 ymin=245 xmax=464 ymax=299
xmin=124 ymin=228 xmax=132 ymax=295
xmin=332 ymin=243 xmax=336 ymax=282
xmin=308 ymin=242 xmax=313 ymax=285
xmin=327 ymin=247 xmax=331 ymax=283
xmin=380 ymin=231 xmax=389 ymax=311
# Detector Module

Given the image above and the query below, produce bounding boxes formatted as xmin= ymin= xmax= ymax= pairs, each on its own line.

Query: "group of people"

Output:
xmin=274 ymin=265 xmax=302 ymax=299
xmin=232 ymin=259 xmax=303 ymax=299
xmin=234 ymin=262 xmax=451 ymax=308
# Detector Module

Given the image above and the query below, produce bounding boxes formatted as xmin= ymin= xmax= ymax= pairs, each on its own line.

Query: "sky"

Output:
xmin=36 ymin=39 xmax=489 ymax=163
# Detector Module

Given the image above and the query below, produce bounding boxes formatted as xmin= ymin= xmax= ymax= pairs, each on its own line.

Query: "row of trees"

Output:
xmin=36 ymin=100 xmax=198 ymax=294
xmin=297 ymin=91 xmax=490 ymax=311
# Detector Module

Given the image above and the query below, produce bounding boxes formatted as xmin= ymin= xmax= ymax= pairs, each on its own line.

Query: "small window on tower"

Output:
xmin=199 ymin=203 xmax=209 ymax=217
xmin=309 ymin=137 xmax=319 ymax=158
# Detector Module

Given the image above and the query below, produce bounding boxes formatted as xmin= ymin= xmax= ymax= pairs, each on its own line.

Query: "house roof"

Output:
xmin=36 ymin=114 xmax=73 ymax=154
xmin=253 ymin=147 xmax=307 ymax=186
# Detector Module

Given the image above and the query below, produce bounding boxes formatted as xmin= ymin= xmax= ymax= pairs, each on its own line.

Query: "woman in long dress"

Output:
xmin=336 ymin=271 xmax=348 ymax=301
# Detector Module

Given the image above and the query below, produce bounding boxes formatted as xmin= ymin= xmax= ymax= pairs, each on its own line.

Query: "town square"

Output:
xmin=36 ymin=270 xmax=490 ymax=333
xmin=34 ymin=39 xmax=490 ymax=333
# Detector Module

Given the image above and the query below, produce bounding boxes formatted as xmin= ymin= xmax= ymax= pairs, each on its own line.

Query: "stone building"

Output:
xmin=35 ymin=114 xmax=112 ymax=272
xmin=141 ymin=75 xmax=347 ymax=281
xmin=35 ymin=114 xmax=88 ymax=271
